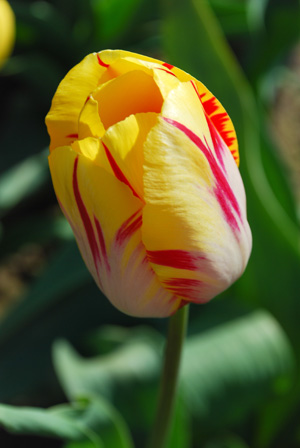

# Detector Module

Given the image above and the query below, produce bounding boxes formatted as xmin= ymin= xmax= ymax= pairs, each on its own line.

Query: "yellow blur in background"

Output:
xmin=0 ymin=0 xmax=15 ymax=68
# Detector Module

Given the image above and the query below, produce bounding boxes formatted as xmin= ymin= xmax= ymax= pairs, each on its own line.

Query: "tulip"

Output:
xmin=46 ymin=50 xmax=252 ymax=317
xmin=0 ymin=0 xmax=15 ymax=69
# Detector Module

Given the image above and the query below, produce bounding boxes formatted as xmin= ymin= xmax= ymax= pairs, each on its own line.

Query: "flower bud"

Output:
xmin=46 ymin=50 xmax=252 ymax=317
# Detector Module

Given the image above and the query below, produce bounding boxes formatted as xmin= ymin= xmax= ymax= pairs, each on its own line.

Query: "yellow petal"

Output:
xmin=78 ymin=95 xmax=105 ymax=140
xmin=70 ymin=137 xmax=112 ymax=175
xmin=49 ymin=144 xmax=178 ymax=317
xmin=96 ymin=50 xmax=164 ymax=83
xmin=45 ymin=53 xmax=106 ymax=151
xmin=102 ymin=112 xmax=158 ymax=200
xmin=92 ymin=70 xmax=163 ymax=130
xmin=161 ymin=80 xmax=214 ymax=151
xmin=142 ymin=116 xmax=251 ymax=303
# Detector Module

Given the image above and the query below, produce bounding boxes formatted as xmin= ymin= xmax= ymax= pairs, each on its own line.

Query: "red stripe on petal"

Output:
xmin=146 ymin=249 xmax=204 ymax=271
xmin=202 ymin=96 xmax=219 ymax=116
xmin=191 ymin=80 xmax=203 ymax=102
xmin=156 ymin=67 xmax=177 ymax=77
xmin=191 ymin=81 xmax=236 ymax=155
xmin=97 ymin=53 xmax=110 ymax=67
xmin=162 ymin=62 xmax=174 ymax=70
xmin=102 ymin=142 xmax=140 ymax=199
xmin=164 ymin=278 xmax=203 ymax=301
xmin=66 ymin=133 xmax=79 ymax=139
xmin=116 ymin=211 xmax=142 ymax=247
xmin=163 ymin=117 xmax=241 ymax=232
xmin=73 ymin=157 xmax=101 ymax=278
xmin=94 ymin=216 xmax=110 ymax=271
xmin=211 ymin=113 xmax=235 ymax=149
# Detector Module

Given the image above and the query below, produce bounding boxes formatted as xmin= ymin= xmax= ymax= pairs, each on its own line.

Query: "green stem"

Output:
xmin=147 ymin=305 xmax=189 ymax=448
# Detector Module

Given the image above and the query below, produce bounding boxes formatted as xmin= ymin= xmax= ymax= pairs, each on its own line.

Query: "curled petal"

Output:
xmin=46 ymin=54 xmax=105 ymax=151
xmin=92 ymin=70 xmax=163 ymax=130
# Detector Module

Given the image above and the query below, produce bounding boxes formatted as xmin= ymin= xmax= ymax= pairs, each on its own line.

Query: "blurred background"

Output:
xmin=0 ymin=0 xmax=300 ymax=447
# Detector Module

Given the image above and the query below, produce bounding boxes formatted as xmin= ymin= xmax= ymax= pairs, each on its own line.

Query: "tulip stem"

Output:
xmin=146 ymin=305 xmax=189 ymax=448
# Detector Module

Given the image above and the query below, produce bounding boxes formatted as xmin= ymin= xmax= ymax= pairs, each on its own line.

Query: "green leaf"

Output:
xmin=0 ymin=149 xmax=49 ymax=217
xmin=208 ymin=0 xmax=249 ymax=36
xmin=0 ymin=396 xmax=134 ymax=448
xmin=246 ymin=0 xmax=269 ymax=32
xmin=53 ymin=311 xmax=294 ymax=435
xmin=0 ymin=403 xmax=84 ymax=441
xmin=53 ymin=327 xmax=163 ymax=403
xmin=181 ymin=310 xmax=294 ymax=431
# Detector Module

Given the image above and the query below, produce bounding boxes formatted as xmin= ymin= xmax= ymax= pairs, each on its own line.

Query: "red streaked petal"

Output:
xmin=94 ymin=215 xmax=110 ymax=271
xmin=146 ymin=249 xmax=204 ymax=271
xmin=190 ymin=80 xmax=238 ymax=164
xmin=97 ymin=53 xmax=110 ymax=68
xmin=115 ymin=211 xmax=143 ymax=247
xmin=162 ymin=117 xmax=241 ymax=233
xmin=162 ymin=62 xmax=174 ymax=70
xmin=156 ymin=67 xmax=177 ymax=77
xmin=163 ymin=278 xmax=204 ymax=301
xmin=73 ymin=157 xmax=103 ymax=284
xmin=102 ymin=141 xmax=140 ymax=199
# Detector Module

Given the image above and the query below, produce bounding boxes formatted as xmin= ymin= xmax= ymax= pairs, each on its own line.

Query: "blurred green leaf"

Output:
xmin=0 ymin=395 xmax=134 ymax=448
xmin=246 ymin=1 xmax=300 ymax=82
xmin=0 ymin=403 xmax=84 ymax=441
xmin=181 ymin=310 xmax=294 ymax=431
xmin=53 ymin=327 xmax=163 ymax=403
xmin=0 ymin=149 xmax=49 ymax=217
xmin=208 ymin=0 xmax=249 ymax=36
xmin=53 ymin=310 xmax=294 ymax=437
xmin=246 ymin=0 xmax=269 ymax=32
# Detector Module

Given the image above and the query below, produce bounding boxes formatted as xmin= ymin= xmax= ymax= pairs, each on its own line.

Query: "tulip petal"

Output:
xmin=92 ymin=70 xmax=163 ymax=130
xmin=45 ymin=54 xmax=105 ymax=151
xmin=102 ymin=112 xmax=158 ymax=200
xmin=142 ymin=115 xmax=252 ymax=303
xmin=49 ymin=144 xmax=179 ymax=317
xmin=96 ymin=50 xmax=238 ymax=163
xmin=78 ymin=95 xmax=105 ymax=140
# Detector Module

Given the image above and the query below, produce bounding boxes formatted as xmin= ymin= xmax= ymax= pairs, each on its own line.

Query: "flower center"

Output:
xmin=92 ymin=70 xmax=163 ymax=130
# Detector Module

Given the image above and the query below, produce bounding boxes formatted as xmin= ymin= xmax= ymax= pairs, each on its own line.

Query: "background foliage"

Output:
xmin=0 ymin=0 xmax=300 ymax=447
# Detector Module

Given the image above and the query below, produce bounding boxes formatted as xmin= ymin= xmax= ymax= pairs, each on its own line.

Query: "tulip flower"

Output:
xmin=46 ymin=50 xmax=252 ymax=318
xmin=0 ymin=0 xmax=15 ymax=69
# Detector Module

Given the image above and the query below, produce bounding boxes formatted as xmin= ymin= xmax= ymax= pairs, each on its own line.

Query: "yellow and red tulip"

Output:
xmin=46 ymin=50 xmax=252 ymax=317
xmin=0 ymin=0 xmax=15 ymax=69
